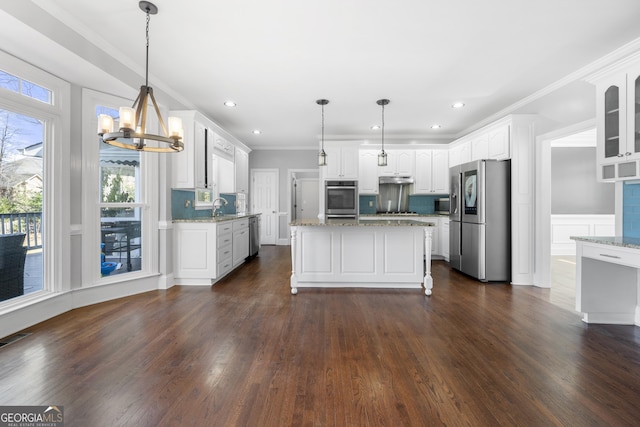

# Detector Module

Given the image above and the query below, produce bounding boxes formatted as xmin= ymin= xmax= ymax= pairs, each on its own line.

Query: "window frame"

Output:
xmin=0 ymin=49 xmax=70 ymax=308
xmin=81 ymin=88 xmax=159 ymax=286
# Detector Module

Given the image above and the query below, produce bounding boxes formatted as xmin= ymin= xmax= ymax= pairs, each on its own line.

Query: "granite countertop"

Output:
xmin=570 ymin=236 xmax=640 ymax=250
xmin=359 ymin=213 xmax=449 ymax=218
xmin=173 ymin=213 xmax=261 ymax=223
xmin=290 ymin=218 xmax=436 ymax=227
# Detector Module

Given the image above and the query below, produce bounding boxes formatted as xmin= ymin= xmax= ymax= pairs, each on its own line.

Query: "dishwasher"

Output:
xmin=248 ymin=215 xmax=260 ymax=258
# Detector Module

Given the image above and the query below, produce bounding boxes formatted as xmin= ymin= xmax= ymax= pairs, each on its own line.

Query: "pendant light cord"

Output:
xmin=381 ymin=102 xmax=385 ymax=152
xmin=321 ymin=103 xmax=325 ymax=149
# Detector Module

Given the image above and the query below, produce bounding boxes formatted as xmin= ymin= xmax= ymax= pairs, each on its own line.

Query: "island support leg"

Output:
xmin=424 ymin=228 xmax=433 ymax=296
xmin=290 ymin=227 xmax=298 ymax=294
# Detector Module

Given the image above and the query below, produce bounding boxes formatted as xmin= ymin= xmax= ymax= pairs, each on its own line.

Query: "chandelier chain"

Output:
xmin=145 ymin=7 xmax=150 ymax=87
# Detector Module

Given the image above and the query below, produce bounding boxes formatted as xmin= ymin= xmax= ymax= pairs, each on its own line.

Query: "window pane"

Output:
xmin=0 ymin=70 xmax=20 ymax=93
xmin=22 ymin=79 xmax=52 ymax=104
xmin=100 ymin=207 xmax=142 ymax=275
xmin=101 ymin=164 xmax=137 ymax=203
xmin=0 ymin=108 xmax=44 ymax=301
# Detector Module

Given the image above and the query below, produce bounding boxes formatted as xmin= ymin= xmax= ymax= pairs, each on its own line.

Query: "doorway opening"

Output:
xmin=536 ymin=123 xmax=615 ymax=312
xmin=287 ymin=169 xmax=319 ymax=242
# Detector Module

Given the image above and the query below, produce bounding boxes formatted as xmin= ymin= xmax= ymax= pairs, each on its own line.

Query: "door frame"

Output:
xmin=534 ymin=119 xmax=596 ymax=288
xmin=250 ymin=168 xmax=279 ymax=245
xmin=287 ymin=169 xmax=320 ymax=224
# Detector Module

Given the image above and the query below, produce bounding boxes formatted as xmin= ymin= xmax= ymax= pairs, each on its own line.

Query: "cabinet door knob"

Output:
xmin=626 ymin=152 xmax=632 ymax=156
xmin=617 ymin=154 xmax=624 ymax=157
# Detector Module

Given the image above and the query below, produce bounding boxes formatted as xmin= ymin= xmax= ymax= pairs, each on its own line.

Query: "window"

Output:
xmin=98 ymin=106 xmax=143 ymax=276
xmin=0 ymin=69 xmax=53 ymax=104
xmin=0 ymin=50 xmax=70 ymax=306
xmin=0 ymin=109 xmax=44 ymax=302
xmin=82 ymin=89 xmax=159 ymax=284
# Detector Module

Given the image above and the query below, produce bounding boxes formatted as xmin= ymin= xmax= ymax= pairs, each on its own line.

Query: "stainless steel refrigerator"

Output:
xmin=449 ymin=159 xmax=511 ymax=282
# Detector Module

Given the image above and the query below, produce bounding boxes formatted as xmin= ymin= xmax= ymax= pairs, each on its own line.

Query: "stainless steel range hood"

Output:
xmin=377 ymin=176 xmax=414 ymax=213
xmin=378 ymin=176 xmax=414 ymax=185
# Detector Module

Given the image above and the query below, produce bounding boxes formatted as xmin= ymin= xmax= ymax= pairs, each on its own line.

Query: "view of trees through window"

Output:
xmin=98 ymin=105 xmax=143 ymax=276
xmin=0 ymin=107 xmax=44 ymax=301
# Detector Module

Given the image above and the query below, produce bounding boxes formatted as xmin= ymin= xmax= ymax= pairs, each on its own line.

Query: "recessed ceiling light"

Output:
xmin=431 ymin=124 xmax=441 ymax=129
xmin=224 ymin=101 xmax=237 ymax=107
xmin=252 ymin=129 xmax=261 ymax=135
xmin=371 ymin=125 xmax=380 ymax=130
xmin=452 ymin=102 xmax=465 ymax=109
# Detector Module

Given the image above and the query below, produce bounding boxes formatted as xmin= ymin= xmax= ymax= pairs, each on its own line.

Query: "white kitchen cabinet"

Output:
xmin=488 ymin=125 xmax=510 ymax=160
xmin=415 ymin=149 xmax=449 ymax=194
xmin=216 ymin=221 xmax=233 ymax=278
xmin=235 ymin=147 xmax=249 ymax=194
xmin=171 ymin=111 xmax=212 ymax=189
xmin=324 ymin=141 xmax=359 ymax=179
xmin=574 ymin=238 xmax=640 ymax=325
xmin=216 ymin=155 xmax=235 ymax=194
xmin=379 ymin=150 xmax=415 ymax=176
xmin=440 ymin=217 xmax=450 ymax=261
xmin=232 ymin=218 xmax=249 ymax=267
xmin=449 ymin=141 xmax=471 ymax=167
xmin=589 ymin=61 xmax=640 ymax=181
xmin=174 ymin=222 xmax=217 ymax=284
xmin=470 ymin=134 xmax=489 ymax=161
xmin=358 ymin=149 xmax=379 ymax=193
xmin=174 ymin=217 xmax=252 ymax=285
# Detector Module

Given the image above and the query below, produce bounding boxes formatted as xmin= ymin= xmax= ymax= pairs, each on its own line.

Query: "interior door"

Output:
xmin=296 ymin=178 xmax=319 ymax=220
xmin=251 ymin=169 xmax=278 ymax=245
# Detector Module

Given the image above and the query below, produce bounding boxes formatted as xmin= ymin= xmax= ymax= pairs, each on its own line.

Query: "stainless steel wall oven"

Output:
xmin=325 ymin=180 xmax=358 ymax=218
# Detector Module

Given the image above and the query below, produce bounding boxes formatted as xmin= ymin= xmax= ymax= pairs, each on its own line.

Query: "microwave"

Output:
xmin=434 ymin=197 xmax=450 ymax=215
xmin=325 ymin=180 xmax=358 ymax=218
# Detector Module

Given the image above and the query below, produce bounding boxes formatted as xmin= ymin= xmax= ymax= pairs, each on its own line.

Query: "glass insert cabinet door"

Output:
xmin=604 ymin=85 xmax=621 ymax=158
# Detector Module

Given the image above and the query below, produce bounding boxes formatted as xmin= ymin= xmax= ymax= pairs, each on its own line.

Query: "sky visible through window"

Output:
xmin=0 ymin=109 xmax=44 ymax=160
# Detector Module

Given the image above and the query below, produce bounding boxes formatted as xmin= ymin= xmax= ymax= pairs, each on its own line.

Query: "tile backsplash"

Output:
xmin=358 ymin=194 xmax=448 ymax=215
xmin=623 ymin=182 xmax=640 ymax=238
xmin=171 ymin=189 xmax=237 ymax=220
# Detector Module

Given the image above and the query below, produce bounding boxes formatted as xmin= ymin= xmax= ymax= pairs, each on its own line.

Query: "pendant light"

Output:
xmin=317 ymin=99 xmax=329 ymax=166
xmin=377 ymin=99 xmax=390 ymax=166
xmin=97 ymin=1 xmax=184 ymax=152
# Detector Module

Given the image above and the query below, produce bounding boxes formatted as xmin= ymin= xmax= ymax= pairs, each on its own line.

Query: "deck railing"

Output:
xmin=0 ymin=212 xmax=42 ymax=249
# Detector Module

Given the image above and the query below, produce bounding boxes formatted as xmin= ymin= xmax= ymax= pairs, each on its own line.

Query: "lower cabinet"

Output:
xmin=217 ymin=221 xmax=233 ymax=278
xmin=174 ymin=217 xmax=252 ymax=285
xmin=440 ymin=218 xmax=450 ymax=261
xmin=232 ymin=218 xmax=249 ymax=267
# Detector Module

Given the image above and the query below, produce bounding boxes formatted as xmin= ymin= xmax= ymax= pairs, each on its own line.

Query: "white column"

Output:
xmin=424 ymin=227 xmax=433 ymax=296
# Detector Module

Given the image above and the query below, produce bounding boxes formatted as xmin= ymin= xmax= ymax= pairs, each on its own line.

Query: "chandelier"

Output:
xmin=97 ymin=1 xmax=184 ymax=152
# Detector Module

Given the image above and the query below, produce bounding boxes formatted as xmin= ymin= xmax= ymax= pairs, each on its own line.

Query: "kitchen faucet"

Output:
xmin=212 ymin=197 xmax=228 ymax=217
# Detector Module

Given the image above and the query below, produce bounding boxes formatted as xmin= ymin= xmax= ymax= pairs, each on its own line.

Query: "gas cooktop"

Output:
xmin=376 ymin=212 xmax=418 ymax=216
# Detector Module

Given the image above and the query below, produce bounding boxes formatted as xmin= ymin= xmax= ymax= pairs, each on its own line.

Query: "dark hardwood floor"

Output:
xmin=1 ymin=246 xmax=640 ymax=426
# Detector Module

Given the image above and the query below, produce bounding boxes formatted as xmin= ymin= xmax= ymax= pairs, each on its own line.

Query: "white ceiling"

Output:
xmin=4 ymin=1 xmax=640 ymax=150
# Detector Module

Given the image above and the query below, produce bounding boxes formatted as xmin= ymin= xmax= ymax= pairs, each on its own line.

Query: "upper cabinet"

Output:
xmin=449 ymin=122 xmax=511 ymax=167
xmin=171 ymin=111 xmax=213 ymax=189
xmin=358 ymin=149 xmax=379 ymax=194
xmin=171 ymin=110 xmax=251 ymax=195
xmin=590 ymin=61 xmax=640 ymax=181
xmin=324 ymin=141 xmax=359 ymax=179
xmin=235 ymin=147 xmax=249 ymax=194
xmin=379 ymin=150 xmax=415 ymax=176
xmin=449 ymin=141 xmax=471 ymax=167
xmin=415 ymin=149 xmax=449 ymax=194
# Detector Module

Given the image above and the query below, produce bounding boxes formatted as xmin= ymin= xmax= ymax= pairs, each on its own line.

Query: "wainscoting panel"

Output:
xmin=550 ymin=215 xmax=614 ymax=255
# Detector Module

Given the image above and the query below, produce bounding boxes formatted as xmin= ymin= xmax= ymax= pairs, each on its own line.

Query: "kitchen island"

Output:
xmin=289 ymin=218 xmax=435 ymax=295
xmin=572 ymin=236 xmax=640 ymax=325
